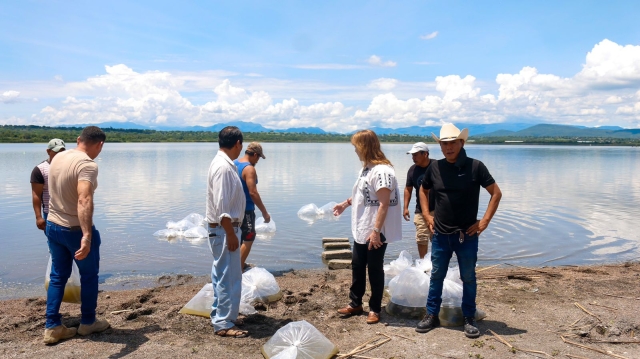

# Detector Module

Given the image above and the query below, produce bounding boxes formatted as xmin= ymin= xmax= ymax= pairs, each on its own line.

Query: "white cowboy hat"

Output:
xmin=431 ymin=123 xmax=469 ymax=143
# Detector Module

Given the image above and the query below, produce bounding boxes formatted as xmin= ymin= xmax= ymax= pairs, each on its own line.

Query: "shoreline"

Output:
xmin=2 ymin=262 xmax=639 ymax=358
xmin=2 ymin=258 xmax=636 ymax=301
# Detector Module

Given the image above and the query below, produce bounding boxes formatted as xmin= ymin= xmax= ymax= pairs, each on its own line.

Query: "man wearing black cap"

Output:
xmin=30 ymin=139 xmax=66 ymax=232
xmin=403 ymin=142 xmax=436 ymax=259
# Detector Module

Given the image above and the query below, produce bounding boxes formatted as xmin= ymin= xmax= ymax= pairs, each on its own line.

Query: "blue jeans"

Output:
xmin=426 ymin=230 xmax=478 ymax=318
xmin=45 ymin=221 xmax=101 ymax=328
xmin=208 ymin=226 xmax=242 ymax=331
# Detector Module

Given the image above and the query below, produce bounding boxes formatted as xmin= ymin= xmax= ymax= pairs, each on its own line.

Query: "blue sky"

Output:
xmin=2 ymin=0 xmax=640 ymax=131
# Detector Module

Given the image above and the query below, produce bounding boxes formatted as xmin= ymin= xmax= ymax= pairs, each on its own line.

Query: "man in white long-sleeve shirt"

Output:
xmin=206 ymin=126 xmax=248 ymax=338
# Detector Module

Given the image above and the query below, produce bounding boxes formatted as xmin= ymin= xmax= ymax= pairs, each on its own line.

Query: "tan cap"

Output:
xmin=247 ymin=142 xmax=266 ymax=159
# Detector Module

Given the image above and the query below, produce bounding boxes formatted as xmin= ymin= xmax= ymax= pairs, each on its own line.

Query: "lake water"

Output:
xmin=1 ymin=142 xmax=639 ymax=299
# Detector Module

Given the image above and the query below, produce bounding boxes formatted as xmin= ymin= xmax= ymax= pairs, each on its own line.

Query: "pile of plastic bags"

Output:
xmin=383 ymin=252 xmax=486 ymax=325
xmin=179 ymin=267 xmax=282 ymax=318
xmin=297 ymin=202 xmax=340 ymax=224
xmin=261 ymin=320 xmax=339 ymax=359
xmin=153 ymin=213 xmax=208 ymax=242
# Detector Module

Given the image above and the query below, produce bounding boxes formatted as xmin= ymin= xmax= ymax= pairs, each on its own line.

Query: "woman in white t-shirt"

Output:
xmin=333 ymin=130 xmax=402 ymax=324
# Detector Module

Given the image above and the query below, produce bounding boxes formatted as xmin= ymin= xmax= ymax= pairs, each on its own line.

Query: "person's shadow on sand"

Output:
xmin=83 ymin=324 xmax=162 ymax=359
xmin=242 ymin=314 xmax=292 ymax=339
xmin=379 ymin=316 xmax=527 ymax=337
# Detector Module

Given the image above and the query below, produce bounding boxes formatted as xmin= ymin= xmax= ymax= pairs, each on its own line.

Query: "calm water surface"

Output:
xmin=1 ymin=143 xmax=639 ymax=298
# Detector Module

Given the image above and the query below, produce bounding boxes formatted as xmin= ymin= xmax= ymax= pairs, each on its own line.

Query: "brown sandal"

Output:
xmin=215 ymin=326 xmax=248 ymax=338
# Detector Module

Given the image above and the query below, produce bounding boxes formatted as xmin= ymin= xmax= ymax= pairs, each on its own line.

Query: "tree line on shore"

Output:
xmin=1 ymin=125 xmax=639 ymax=145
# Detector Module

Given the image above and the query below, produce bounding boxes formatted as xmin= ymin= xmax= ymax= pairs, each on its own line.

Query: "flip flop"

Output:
xmin=215 ymin=326 xmax=248 ymax=338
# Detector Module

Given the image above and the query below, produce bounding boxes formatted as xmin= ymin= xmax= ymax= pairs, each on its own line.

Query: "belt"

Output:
xmin=208 ymin=222 xmax=240 ymax=228
xmin=69 ymin=226 xmax=82 ymax=231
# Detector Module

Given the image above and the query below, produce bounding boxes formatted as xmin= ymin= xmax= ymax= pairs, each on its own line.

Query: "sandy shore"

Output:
xmin=1 ymin=262 xmax=639 ymax=359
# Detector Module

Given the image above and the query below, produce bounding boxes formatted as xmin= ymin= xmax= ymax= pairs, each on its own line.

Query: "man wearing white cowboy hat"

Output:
xmin=403 ymin=142 xmax=436 ymax=259
xmin=415 ymin=123 xmax=502 ymax=339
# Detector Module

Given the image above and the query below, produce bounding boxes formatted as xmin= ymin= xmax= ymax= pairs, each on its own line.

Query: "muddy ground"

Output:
xmin=1 ymin=262 xmax=639 ymax=359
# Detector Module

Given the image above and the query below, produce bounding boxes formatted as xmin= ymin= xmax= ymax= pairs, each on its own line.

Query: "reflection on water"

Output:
xmin=1 ymin=143 xmax=639 ymax=298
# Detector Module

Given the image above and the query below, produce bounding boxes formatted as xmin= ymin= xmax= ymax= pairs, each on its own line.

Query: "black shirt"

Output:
xmin=406 ymin=159 xmax=436 ymax=213
xmin=421 ymin=148 xmax=495 ymax=234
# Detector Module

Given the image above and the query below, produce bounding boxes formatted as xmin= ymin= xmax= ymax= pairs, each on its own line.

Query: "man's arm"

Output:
xmin=31 ymin=183 xmax=45 ymax=230
xmin=466 ymin=183 xmax=502 ymax=236
xmin=403 ymin=186 xmax=413 ymax=221
xmin=243 ymin=166 xmax=270 ymax=223
xmin=75 ymin=180 xmax=94 ymax=260
xmin=419 ymin=186 xmax=434 ymax=232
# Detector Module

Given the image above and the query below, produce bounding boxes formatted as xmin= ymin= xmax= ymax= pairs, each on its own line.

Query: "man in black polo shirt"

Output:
xmin=415 ymin=123 xmax=502 ymax=338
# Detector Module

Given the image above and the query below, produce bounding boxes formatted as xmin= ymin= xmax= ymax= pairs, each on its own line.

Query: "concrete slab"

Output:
xmin=328 ymin=259 xmax=351 ymax=270
xmin=323 ymin=242 xmax=351 ymax=250
xmin=322 ymin=237 xmax=350 ymax=244
xmin=321 ymin=249 xmax=352 ymax=260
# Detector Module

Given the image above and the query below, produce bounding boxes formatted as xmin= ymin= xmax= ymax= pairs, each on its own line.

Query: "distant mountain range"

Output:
xmin=58 ymin=121 xmax=640 ymax=138
xmin=478 ymin=124 xmax=640 ymax=139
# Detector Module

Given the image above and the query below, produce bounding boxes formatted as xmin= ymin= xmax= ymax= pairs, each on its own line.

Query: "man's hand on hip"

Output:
xmin=466 ymin=219 xmax=490 ymax=236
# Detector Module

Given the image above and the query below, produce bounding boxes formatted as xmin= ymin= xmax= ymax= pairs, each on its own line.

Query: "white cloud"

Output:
xmin=420 ymin=31 xmax=438 ymax=40
xmin=605 ymin=95 xmax=623 ymax=104
xmin=1 ymin=91 xmax=20 ymax=103
xmin=5 ymin=39 xmax=640 ymax=130
xmin=368 ymin=55 xmax=397 ymax=68
xmin=576 ymin=39 xmax=640 ymax=88
xmin=368 ymin=78 xmax=398 ymax=91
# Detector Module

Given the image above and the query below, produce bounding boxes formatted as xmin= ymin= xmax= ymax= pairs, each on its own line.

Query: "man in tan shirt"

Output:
xmin=43 ymin=126 xmax=110 ymax=344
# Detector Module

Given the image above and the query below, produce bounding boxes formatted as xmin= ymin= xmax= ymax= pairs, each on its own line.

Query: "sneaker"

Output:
xmin=43 ymin=325 xmax=77 ymax=344
xmin=415 ymin=313 xmax=440 ymax=333
xmin=464 ymin=317 xmax=480 ymax=338
xmin=78 ymin=318 xmax=111 ymax=336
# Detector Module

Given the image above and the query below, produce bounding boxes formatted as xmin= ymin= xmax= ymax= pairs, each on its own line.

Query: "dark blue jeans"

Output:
xmin=45 ymin=221 xmax=101 ymax=328
xmin=426 ymin=230 xmax=478 ymax=318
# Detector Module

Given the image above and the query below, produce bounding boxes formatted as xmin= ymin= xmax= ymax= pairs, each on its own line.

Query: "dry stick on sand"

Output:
xmin=568 ymin=315 xmax=586 ymax=328
xmin=337 ymin=335 xmax=392 ymax=359
xmin=565 ymin=354 xmax=592 ymax=359
xmin=476 ymin=264 xmax=501 ymax=273
xmin=599 ymin=293 xmax=640 ymax=300
xmin=560 ymin=336 xmax=630 ymax=359
xmin=589 ymin=302 xmax=619 ymax=311
xmin=588 ymin=339 xmax=640 ymax=344
xmin=503 ymin=263 xmax=560 ymax=277
xmin=110 ymin=309 xmax=134 ymax=315
xmin=488 ymin=329 xmax=553 ymax=358
xmin=574 ymin=302 xmax=601 ymax=322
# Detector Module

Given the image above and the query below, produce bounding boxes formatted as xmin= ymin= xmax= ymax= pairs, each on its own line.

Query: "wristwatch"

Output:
xmin=373 ymin=227 xmax=380 ymax=234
